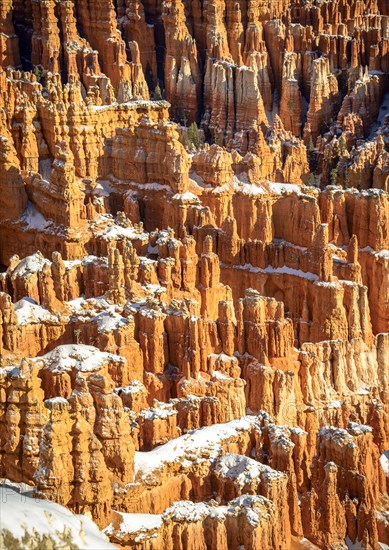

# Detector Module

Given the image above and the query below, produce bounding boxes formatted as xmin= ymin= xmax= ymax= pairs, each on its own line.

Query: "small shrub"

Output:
xmin=288 ymin=99 xmax=295 ymax=110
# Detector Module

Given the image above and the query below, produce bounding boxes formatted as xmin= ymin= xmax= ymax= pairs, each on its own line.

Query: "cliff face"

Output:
xmin=0 ymin=1 xmax=388 ymax=549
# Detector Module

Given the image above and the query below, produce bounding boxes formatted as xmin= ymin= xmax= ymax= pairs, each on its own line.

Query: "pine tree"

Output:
xmin=212 ymin=128 xmax=219 ymax=145
xmin=344 ymin=170 xmax=351 ymax=188
xmin=186 ymin=122 xmax=201 ymax=150
xmin=154 ymin=84 xmax=163 ymax=100
xmin=338 ymin=136 xmax=347 ymax=155
xmin=330 ymin=168 xmax=338 ymax=186
xmin=307 ymin=136 xmax=318 ymax=173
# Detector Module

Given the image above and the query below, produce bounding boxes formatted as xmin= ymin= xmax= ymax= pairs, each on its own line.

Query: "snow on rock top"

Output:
xmin=213 ymin=453 xmax=286 ymax=488
xmin=266 ymin=424 xmax=299 ymax=450
xmin=172 ymin=191 xmax=200 ymax=202
xmin=139 ymin=402 xmax=177 ymax=420
xmin=212 ymin=370 xmax=231 ymax=380
xmin=319 ymin=426 xmax=357 ymax=448
xmin=11 ymin=252 xmax=50 ymax=278
xmin=134 ymin=416 xmax=259 ymax=481
xmin=232 ymin=176 xmax=267 ymax=196
xmin=266 ymin=181 xmax=303 ymax=195
xmin=229 ymin=262 xmax=319 ymax=282
xmin=104 ymin=495 xmax=279 ymax=542
xmin=162 ymin=501 xmax=211 ymax=523
xmin=162 ymin=495 xmax=275 ymax=526
xmin=104 ymin=511 xmax=162 ymax=542
xmin=228 ymin=495 xmax=275 ymax=526
xmin=347 ymin=422 xmax=373 ymax=436
xmin=45 ymin=396 xmax=69 ymax=405
xmin=14 ymin=297 xmax=57 ymax=325
xmin=115 ymin=380 xmax=146 ymax=395
xmin=375 ymin=250 xmax=389 ymax=261
xmin=68 ymin=296 xmax=129 ymax=333
xmin=0 ymin=481 xmax=115 ymax=549
xmin=94 ymin=310 xmax=128 ymax=333
xmin=92 ymin=214 xmax=148 ymax=241
xmin=32 ymin=344 xmax=125 ymax=374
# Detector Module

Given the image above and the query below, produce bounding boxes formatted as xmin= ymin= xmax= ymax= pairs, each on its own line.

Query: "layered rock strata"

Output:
xmin=0 ymin=1 xmax=388 ymax=549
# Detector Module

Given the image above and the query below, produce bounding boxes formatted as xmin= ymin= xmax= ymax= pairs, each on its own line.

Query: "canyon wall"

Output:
xmin=0 ymin=0 xmax=388 ymax=549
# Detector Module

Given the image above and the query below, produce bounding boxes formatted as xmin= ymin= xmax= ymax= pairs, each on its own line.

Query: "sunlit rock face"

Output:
xmin=0 ymin=0 xmax=388 ymax=548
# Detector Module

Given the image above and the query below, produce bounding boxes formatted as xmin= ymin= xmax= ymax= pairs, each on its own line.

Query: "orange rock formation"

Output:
xmin=0 ymin=0 xmax=388 ymax=549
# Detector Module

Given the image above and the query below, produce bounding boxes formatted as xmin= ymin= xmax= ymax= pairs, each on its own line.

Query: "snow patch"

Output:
xmin=214 ymin=453 xmax=285 ymax=488
xmin=267 ymin=181 xmax=302 ymax=195
xmin=104 ymin=512 xmax=162 ymax=541
xmin=379 ymin=450 xmax=389 ymax=476
xmin=11 ymin=252 xmax=50 ymax=278
xmin=115 ymin=380 xmax=146 ymax=395
xmin=33 ymin=344 xmax=125 ymax=374
xmin=0 ymin=481 xmax=115 ymax=549
xmin=172 ymin=191 xmax=199 ymax=202
xmin=139 ymin=403 xmax=177 ymax=421
xmin=14 ymin=297 xmax=56 ymax=325
xmin=21 ymin=202 xmax=53 ymax=232
xmin=134 ymin=416 xmax=259 ymax=481
xmin=376 ymin=250 xmax=389 ymax=261
xmin=228 ymin=262 xmax=318 ymax=281
xmin=369 ymin=92 xmax=389 ymax=138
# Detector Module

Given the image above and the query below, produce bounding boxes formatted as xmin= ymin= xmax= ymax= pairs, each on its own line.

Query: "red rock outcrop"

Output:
xmin=0 ymin=137 xmax=27 ymax=223
xmin=0 ymin=0 xmax=388 ymax=548
xmin=162 ymin=0 xmax=201 ymax=123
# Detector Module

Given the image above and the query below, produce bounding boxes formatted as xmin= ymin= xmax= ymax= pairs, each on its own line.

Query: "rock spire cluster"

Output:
xmin=0 ymin=0 xmax=388 ymax=548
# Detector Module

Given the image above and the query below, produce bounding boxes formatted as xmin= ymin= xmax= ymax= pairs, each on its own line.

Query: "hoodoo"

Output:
xmin=0 ymin=1 xmax=388 ymax=549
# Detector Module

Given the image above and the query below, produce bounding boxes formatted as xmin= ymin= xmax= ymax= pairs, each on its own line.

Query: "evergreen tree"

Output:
xmin=338 ymin=136 xmax=347 ymax=155
xmin=212 ymin=128 xmax=219 ymax=145
xmin=344 ymin=170 xmax=351 ymax=188
xmin=307 ymin=136 xmax=318 ymax=173
xmin=154 ymin=84 xmax=163 ymax=100
xmin=186 ymin=122 xmax=201 ymax=150
xmin=330 ymin=168 xmax=338 ymax=186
